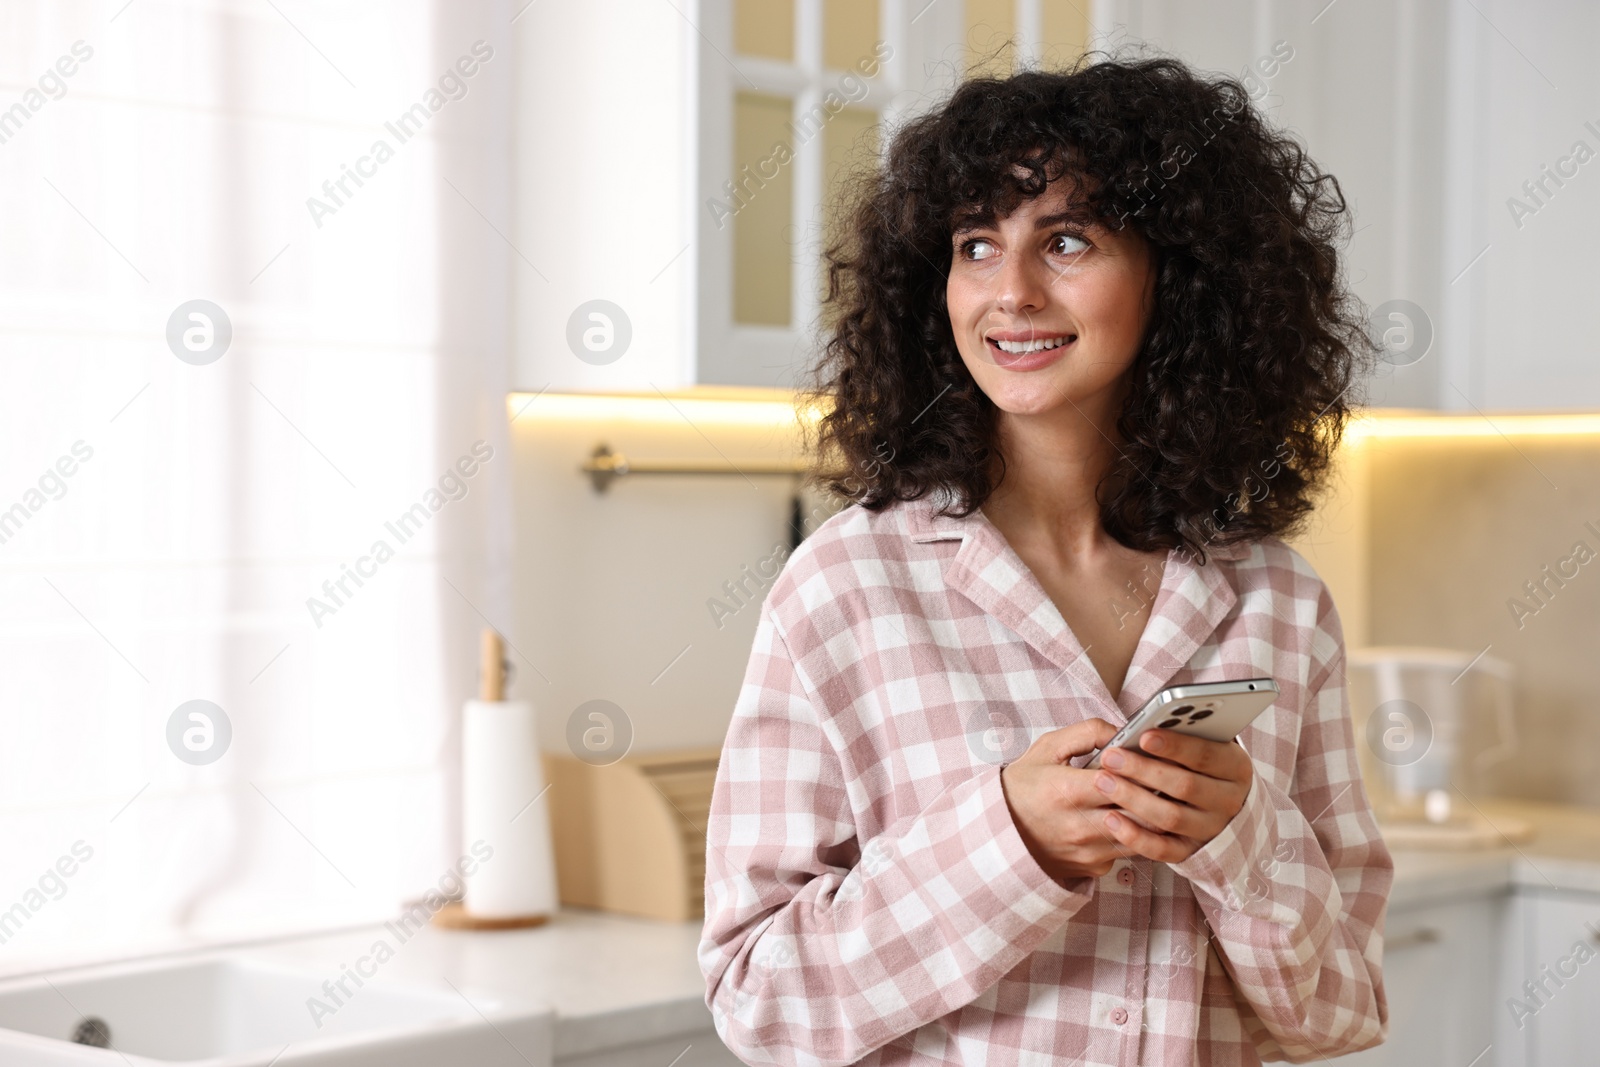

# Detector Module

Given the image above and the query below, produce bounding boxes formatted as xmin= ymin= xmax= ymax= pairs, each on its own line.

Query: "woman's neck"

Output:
xmin=982 ymin=402 xmax=1123 ymax=560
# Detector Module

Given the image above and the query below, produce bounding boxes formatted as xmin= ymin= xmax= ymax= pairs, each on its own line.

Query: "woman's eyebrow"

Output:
xmin=951 ymin=207 xmax=1093 ymax=235
xmin=1033 ymin=209 xmax=1093 ymax=229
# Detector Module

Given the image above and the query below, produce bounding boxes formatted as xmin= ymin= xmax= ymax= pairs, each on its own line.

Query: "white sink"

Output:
xmin=0 ymin=954 xmax=552 ymax=1066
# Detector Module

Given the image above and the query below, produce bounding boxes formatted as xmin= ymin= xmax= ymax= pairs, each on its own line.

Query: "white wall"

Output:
xmin=508 ymin=396 xmax=816 ymax=755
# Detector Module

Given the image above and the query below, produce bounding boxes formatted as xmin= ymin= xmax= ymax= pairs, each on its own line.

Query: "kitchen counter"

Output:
xmin=1388 ymin=798 xmax=1600 ymax=909
xmin=231 ymin=908 xmax=714 ymax=1062
xmin=43 ymin=798 xmax=1600 ymax=1064
xmin=285 ymin=798 xmax=1600 ymax=1061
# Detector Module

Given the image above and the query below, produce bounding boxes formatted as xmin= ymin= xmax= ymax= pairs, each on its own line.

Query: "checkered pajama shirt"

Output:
xmin=700 ymin=494 xmax=1393 ymax=1067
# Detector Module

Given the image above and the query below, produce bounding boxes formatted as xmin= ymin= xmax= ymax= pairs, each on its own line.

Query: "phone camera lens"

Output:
xmin=1171 ymin=705 xmax=1195 ymax=716
xmin=1188 ymin=709 xmax=1213 ymax=721
xmin=1159 ymin=718 xmax=1183 ymax=728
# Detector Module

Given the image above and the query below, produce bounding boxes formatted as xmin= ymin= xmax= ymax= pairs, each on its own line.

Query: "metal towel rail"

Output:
xmin=581 ymin=443 xmax=809 ymax=493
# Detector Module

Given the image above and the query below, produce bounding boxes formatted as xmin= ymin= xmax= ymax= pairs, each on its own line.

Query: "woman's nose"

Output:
xmin=993 ymin=249 xmax=1050 ymax=314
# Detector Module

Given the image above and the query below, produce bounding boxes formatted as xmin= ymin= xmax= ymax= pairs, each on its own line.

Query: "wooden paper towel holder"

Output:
xmin=541 ymin=745 xmax=721 ymax=922
xmin=433 ymin=627 xmax=552 ymax=932
xmin=431 ymin=900 xmax=548 ymax=930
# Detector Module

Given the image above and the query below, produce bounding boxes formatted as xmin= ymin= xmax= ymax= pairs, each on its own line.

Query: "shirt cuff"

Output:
xmin=1168 ymin=765 xmax=1277 ymax=911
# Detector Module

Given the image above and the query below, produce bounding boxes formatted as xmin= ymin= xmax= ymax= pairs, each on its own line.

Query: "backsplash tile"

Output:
xmin=1365 ymin=436 xmax=1600 ymax=804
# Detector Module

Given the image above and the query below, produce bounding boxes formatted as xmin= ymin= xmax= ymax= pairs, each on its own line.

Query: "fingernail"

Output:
xmin=1101 ymin=749 xmax=1125 ymax=769
xmin=1143 ymin=731 xmax=1164 ymax=752
xmin=1095 ymin=773 xmax=1116 ymax=795
xmin=1105 ymin=812 xmax=1122 ymax=830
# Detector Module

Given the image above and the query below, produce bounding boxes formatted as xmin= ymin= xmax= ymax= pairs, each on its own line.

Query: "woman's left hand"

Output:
xmin=1091 ymin=729 xmax=1254 ymax=863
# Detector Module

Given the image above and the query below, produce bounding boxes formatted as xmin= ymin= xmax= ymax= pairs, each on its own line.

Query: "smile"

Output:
xmin=982 ymin=331 xmax=1078 ymax=368
xmin=989 ymin=334 xmax=1075 ymax=354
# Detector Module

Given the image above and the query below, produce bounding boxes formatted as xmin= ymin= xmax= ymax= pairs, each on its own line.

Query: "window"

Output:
xmin=695 ymin=0 xmax=1089 ymax=388
xmin=0 ymin=0 xmax=509 ymax=973
xmin=723 ymin=1 xmax=891 ymax=342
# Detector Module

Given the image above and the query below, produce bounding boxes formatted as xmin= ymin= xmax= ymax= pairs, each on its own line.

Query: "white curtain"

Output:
xmin=0 ymin=0 xmax=514 ymax=973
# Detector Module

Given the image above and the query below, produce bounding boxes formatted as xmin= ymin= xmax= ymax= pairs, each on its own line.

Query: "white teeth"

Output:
xmin=992 ymin=335 xmax=1073 ymax=354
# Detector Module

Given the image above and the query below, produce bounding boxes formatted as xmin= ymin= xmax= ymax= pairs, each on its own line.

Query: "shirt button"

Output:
xmin=1117 ymin=867 xmax=1135 ymax=886
xmin=1111 ymin=1007 xmax=1129 ymax=1025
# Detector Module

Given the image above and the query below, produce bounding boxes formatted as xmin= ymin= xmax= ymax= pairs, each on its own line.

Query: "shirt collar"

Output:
xmin=901 ymin=493 xmax=1247 ymax=721
xmin=904 ymin=491 xmax=1254 ymax=560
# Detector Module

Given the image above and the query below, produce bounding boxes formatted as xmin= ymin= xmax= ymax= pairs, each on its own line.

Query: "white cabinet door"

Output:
xmin=1472 ymin=6 xmax=1600 ymax=412
xmin=1335 ymin=893 xmax=1503 ymax=1067
xmin=512 ymin=1 xmax=1092 ymax=392
xmin=1496 ymin=890 xmax=1532 ymax=1067
xmin=1514 ymin=891 xmax=1600 ymax=1067
xmin=511 ymin=0 xmax=701 ymax=394
xmin=1123 ymin=1 xmax=1600 ymax=411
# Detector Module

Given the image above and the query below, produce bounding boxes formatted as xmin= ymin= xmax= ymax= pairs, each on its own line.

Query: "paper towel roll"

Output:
xmin=462 ymin=698 xmax=558 ymax=920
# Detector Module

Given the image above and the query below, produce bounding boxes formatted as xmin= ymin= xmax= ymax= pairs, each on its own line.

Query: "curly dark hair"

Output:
xmin=800 ymin=52 xmax=1376 ymax=560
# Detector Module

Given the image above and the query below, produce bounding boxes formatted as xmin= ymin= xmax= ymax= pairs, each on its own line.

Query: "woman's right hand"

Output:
xmin=999 ymin=719 xmax=1130 ymax=884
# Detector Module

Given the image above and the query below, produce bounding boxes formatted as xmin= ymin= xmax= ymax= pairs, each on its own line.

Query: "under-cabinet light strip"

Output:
xmin=507 ymin=394 xmax=1600 ymax=440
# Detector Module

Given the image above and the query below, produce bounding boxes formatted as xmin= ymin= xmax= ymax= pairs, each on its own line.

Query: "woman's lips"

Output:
xmin=986 ymin=335 xmax=1075 ymax=370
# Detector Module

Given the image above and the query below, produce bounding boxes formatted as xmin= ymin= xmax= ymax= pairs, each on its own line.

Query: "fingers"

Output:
xmin=1023 ymin=718 xmax=1119 ymax=764
xmin=1135 ymin=729 xmax=1252 ymax=783
xmin=1102 ymin=810 xmax=1199 ymax=864
xmin=1092 ymin=770 xmax=1215 ymax=839
xmin=1092 ymin=732 xmax=1254 ymax=843
xmin=1004 ymin=719 xmax=1239 ymax=875
xmin=1035 ymin=761 xmax=1116 ymax=814
xmin=1016 ymin=764 xmax=1136 ymax=855
xmin=1097 ymin=745 xmax=1233 ymax=810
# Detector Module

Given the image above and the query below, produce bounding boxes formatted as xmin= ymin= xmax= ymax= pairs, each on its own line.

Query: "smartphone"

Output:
xmin=1085 ymin=678 xmax=1279 ymax=769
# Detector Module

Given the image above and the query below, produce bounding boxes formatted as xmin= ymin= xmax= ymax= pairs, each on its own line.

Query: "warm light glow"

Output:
xmin=506 ymin=396 xmax=1600 ymax=442
xmin=506 ymin=388 xmax=827 ymax=430
xmin=1347 ymin=410 xmax=1600 ymax=441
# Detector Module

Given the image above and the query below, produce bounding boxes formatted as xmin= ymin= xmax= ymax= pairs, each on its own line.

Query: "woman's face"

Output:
xmin=946 ymin=177 xmax=1157 ymax=421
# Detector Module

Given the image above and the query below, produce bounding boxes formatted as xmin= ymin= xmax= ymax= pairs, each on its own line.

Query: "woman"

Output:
xmin=700 ymin=55 xmax=1392 ymax=1066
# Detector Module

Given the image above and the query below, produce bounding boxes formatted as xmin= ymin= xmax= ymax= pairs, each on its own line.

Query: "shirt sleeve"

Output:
xmin=1169 ymin=586 xmax=1394 ymax=1062
xmin=699 ymin=603 xmax=1098 ymax=1067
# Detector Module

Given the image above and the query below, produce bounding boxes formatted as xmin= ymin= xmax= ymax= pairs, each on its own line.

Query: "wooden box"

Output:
xmin=541 ymin=746 xmax=720 ymax=922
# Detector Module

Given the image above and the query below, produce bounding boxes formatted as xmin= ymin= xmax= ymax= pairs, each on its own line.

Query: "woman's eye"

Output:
xmin=960 ymin=238 xmax=997 ymax=261
xmin=1049 ymin=233 xmax=1089 ymax=255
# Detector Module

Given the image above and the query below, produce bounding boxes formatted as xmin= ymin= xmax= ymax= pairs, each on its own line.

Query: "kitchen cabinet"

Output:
xmin=1503 ymin=890 xmax=1600 ymax=1067
xmin=1117 ymin=0 xmax=1600 ymax=412
xmin=1336 ymin=884 xmax=1600 ymax=1067
xmin=509 ymin=0 xmax=1089 ymax=393
xmin=512 ymin=1 xmax=1600 ymax=406
xmin=1337 ymin=891 xmax=1506 ymax=1067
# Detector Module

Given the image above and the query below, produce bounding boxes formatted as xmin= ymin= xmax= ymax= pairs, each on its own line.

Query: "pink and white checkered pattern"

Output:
xmin=700 ymin=493 xmax=1393 ymax=1067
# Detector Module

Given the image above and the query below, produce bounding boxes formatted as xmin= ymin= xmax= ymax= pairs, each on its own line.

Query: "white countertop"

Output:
xmin=225 ymin=909 xmax=714 ymax=1061
xmin=29 ymin=798 xmax=1600 ymax=1062
xmin=315 ymin=799 xmax=1600 ymax=1059
xmin=1387 ymin=798 xmax=1600 ymax=909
